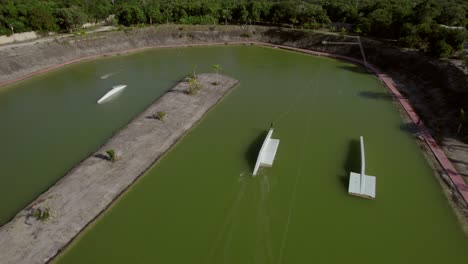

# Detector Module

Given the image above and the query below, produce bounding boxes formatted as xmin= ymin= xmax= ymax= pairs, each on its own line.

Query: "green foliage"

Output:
xmin=55 ymin=6 xmax=87 ymax=32
xmin=339 ymin=27 xmax=347 ymax=39
xmin=73 ymin=29 xmax=86 ymax=36
xmin=153 ymin=111 xmax=167 ymax=121
xmin=221 ymin=9 xmax=232 ymax=25
xmin=367 ymin=9 xmax=392 ymax=37
xmin=116 ymin=3 xmax=146 ymax=26
xmin=0 ymin=0 xmax=466 ymax=60
xmin=212 ymin=64 xmax=222 ymax=85
xmin=88 ymin=0 xmax=112 ymax=23
xmin=31 ymin=206 xmax=51 ymax=222
xmin=187 ymin=77 xmax=201 ymax=95
xmin=179 ymin=15 xmax=217 ymax=25
xmin=429 ymin=39 xmax=454 ymax=58
xmin=26 ymin=3 xmax=59 ymax=32
xmin=106 ymin=149 xmax=116 ymax=162
xmin=213 ymin=64 xmax=221 ymax=73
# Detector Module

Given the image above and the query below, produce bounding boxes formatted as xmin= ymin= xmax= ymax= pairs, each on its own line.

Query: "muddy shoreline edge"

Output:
xmin=0 ymin=73 xmax=239 ymax=264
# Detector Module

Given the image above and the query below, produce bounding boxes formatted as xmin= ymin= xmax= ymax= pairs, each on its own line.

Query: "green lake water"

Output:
xmin=1 ymin=46 xmax=467 ymax=263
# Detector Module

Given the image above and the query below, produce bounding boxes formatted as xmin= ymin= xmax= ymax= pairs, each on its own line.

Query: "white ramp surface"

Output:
xmin=348 ymin=136 xmax=376 ymax=199
xmin=253 ymin=129 xmax=280 ymax=176
xmin=261 ymin=138 xmax=279 ymax=166
xmin=97 ymin=84 xmax=127 ymax=104
xmin=349 ymin=173 xmax=376 ymax=199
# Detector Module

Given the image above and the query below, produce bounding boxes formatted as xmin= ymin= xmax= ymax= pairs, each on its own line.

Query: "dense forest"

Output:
xmin=0 ymin=0 xmax=467 ymax=58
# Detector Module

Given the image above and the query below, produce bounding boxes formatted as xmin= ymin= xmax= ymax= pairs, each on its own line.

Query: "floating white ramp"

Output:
xmin=348 ymin=136 xmax=376 ymax=199
xmin=97 ymin=85 xmax=127 ymax=104
xmin=253 ymin=128 xmax=280 ymax=176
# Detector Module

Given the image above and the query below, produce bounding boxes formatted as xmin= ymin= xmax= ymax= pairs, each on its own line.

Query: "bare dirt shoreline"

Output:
xmin=0 ymin=73 xmax=239 ymax=264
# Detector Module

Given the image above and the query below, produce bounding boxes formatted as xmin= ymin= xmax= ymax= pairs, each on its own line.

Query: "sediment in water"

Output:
xmin=0 ymin=73 xmax=238 ymax=264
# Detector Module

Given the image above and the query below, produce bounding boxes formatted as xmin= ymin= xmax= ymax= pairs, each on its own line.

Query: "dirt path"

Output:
xmin=0 ymin=74 xmax=238 ymax=264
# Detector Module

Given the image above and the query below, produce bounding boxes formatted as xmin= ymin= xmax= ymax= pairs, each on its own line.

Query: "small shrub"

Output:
xmin=31 ymin=207 xmax=51 ymax=222
xmin=240 ymin=32 xmax=252 ymax=38
xmin=187 ymin=77 xmax=201 ymax=95
xmin=153 ymin=111 xmax=167 ymax=121
xmin=212 ymin=64 xmax=222 ymax=85
xmin=106 ymin=149 xmax=116 ymax=162
xmin=73 ymin=30 xmax=86 ymax=36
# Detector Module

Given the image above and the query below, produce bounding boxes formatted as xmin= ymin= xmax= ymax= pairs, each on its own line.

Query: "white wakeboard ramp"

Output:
xmin=97 ymin=85 xmax=127 ymax=104
xmin=348 ymin=136 xmax=376 ymax=199
xmin=253 ymin=128 xmax=280 ymax=176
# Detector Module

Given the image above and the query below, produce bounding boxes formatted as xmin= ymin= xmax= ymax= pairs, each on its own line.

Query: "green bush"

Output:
xmin=153 ymin=111 xmax=167 ymax=121
xmin=186 ymin=77 xmax=201 ymax=95
xmin=73 ymin=29 xmax=86 ymax=36
xmin=212 ymin=64 xmax=222 ymax=85
xmin=106 ymin=149 xmax=116 ymax=162
xmin=430 ymin=39 xmax=454 ymax=58
xmin=31 ymin=207 xmax=51 ymax=222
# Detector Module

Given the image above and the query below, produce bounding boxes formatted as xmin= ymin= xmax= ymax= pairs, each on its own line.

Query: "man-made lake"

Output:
xmin=1 ymin=46 xmax=467 ymax=263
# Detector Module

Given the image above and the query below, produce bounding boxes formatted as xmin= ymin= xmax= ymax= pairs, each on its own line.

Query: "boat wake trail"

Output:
xmin=100 ymin=70 xmax=121 ymax=79
xmin=205 ymin=177 xmax=248 ymax=263
xmin=272 ymin=86 xmax=304 ymax=125
xmin=253 ymin=174 xmax=274 ymax=263
xmin=100 ymin=73 xmax=114 ymax=79
xmin=277 ymin=84 xmax=317 ymax=264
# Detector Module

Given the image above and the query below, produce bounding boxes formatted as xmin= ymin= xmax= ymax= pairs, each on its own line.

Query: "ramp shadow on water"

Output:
xmin=245 ymin=130 xmax=269 ymax=171
xmin=339 ymin=139 xmax=361 ymax=192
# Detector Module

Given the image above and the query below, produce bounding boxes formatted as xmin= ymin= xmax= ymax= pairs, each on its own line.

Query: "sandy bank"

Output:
xmin=0 ymin=73 xmax=238 ymax=264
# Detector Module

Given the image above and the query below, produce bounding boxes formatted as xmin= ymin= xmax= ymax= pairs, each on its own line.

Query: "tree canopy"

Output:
xmin=0 ymin=0 xmax=467 ymax=58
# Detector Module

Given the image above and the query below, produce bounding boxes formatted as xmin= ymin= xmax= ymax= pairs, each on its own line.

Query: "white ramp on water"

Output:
xmin=253 ymin=128 xmax=280 ymax=176
xmin=348 ymin=136 xmax=376 ymax=199
xmin=97 ymin=85 xmax=127 ymax=104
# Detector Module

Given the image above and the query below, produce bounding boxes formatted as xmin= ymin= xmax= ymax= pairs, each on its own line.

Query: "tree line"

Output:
xmin=0 ymin=0 xmax=467 ymax=58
